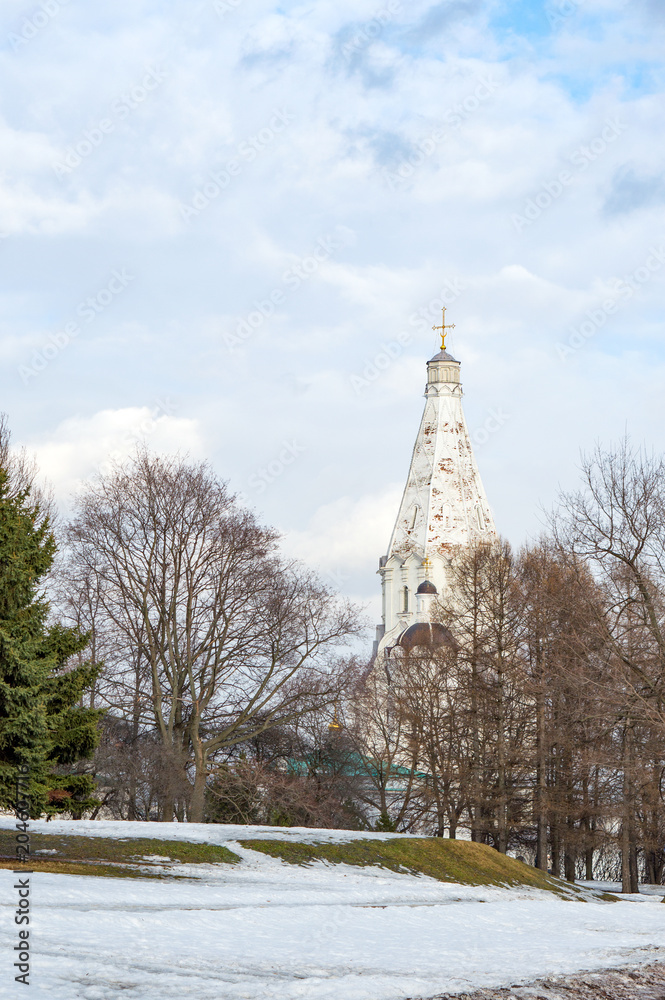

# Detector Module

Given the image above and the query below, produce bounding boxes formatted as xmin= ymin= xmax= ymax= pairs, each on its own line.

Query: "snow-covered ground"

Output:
xmin=0 ymin=816 xmax=416 ymax=845
xmin=2 ymin=819 xmax=665 ymax=1000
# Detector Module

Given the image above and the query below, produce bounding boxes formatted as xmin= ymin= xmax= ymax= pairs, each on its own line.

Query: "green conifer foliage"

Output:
xmin=0 ymin=469 xmax=102 ymax=817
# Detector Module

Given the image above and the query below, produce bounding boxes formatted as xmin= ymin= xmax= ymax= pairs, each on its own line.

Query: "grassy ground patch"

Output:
xmin=239 ymin=837 xmax=590 ymax=896
xmin=0 ymin=858 xmax=181 ymax=879
xmin=0 ymin=831 xmax=239 ymax=880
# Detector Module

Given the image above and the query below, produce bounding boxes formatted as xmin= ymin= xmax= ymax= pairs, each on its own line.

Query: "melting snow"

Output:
xmin=2 ymin=818 xmax=664 ymax=999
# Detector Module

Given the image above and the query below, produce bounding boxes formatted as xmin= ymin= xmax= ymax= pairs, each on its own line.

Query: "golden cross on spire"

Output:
xmin=432 ymin=307 xmax=455 ymax=351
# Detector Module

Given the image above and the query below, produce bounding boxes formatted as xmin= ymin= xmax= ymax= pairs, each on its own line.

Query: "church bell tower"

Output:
xmin=374 ymin=310 xmax=496 ymax=659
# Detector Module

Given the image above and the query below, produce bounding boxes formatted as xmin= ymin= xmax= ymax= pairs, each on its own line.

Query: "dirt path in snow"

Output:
xmin=426 ymin=962 xmax=665 ymax=999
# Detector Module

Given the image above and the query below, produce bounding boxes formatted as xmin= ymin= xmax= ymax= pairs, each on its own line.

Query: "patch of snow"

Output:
xmin=0 ymin=816 xmax=415 ymax=845
xmin=3 ymin=819 xmax=665 ymax=998
xmin=579 ymin=879 xmax=665 ymax=901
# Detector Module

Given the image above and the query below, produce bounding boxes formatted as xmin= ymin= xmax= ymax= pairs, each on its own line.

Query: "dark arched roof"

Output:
xmin=416 ymin=580 xmax=438 ymax=595
xmin=396 ymin=621 xmax=455 ymax=654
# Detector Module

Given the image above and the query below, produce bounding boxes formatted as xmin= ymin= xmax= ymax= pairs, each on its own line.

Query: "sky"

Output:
xmin=1 ymin=0 xmax=664 ymax=628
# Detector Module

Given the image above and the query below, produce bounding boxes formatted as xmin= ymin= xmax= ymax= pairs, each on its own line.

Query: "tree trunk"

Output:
xmin=189 ymin=777 xmax=206 ymax=823
xmin=581 ymin=776 xmax=594 ymax=881
xmin=189 ymin=734 xmax=208 ymax=824
xmin=621 ymin=801 xmax=632 ymax=892
xmin=551 ymin=820 xmax=560 ymax=878
xmin=496 ymin=778 xmax=507 ymax=852
xmin=161 ymin=792 xmax=175 ymax=823
xmin=470 ymin=655 xmax=481 ymax=843
xmin=621 ymin=726 xmax=635 ymax=894
xmin=535 ymin=694 xmax=548 ymax=870
xmin=496 ymin=660 xmax=508 ymax=854
xmin=629 ymin=840 xmax=639 ymax=893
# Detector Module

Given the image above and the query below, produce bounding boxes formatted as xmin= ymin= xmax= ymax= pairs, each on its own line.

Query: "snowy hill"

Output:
xmin=2 ymin=818 xmax=665 ymax=1000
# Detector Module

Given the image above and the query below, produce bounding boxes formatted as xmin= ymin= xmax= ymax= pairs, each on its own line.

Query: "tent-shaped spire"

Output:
xmin=387 ymin=346 xmax=495 ymax=560
xmin=374 ymin=321 xmax=496 ymax=658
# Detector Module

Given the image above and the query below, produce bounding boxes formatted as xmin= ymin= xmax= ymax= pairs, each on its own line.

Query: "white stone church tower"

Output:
xmin=373 ymin=312 xmax=496 ymax=660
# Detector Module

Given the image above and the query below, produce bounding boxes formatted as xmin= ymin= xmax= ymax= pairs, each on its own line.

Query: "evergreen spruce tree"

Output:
xmin=0 ymin=468 xmax=102 ymax=818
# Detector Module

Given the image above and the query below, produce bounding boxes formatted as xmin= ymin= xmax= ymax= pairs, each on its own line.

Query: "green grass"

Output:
xmin=0 ymin=831 xmax=239 ymax=880
xmin=0 ymin=858 xmax=182 ymax=879
xmin=0 ymin=829 xmax=621 ymax=897
xmin=239 ymin=836 xmax=596 ymax=896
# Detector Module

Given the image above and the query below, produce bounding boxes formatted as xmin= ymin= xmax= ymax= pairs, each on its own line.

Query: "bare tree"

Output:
xmin=343 ymin=661 xmax=426 ymax=832
xmin=435 ymin=539 xmax=530 ymax=852
xmin=553 ymin=439 xmax=665 ymax=890
xmin=517 ymin=541 xmax=611 ymax=877
xmin=397 ymin=644 xmax=472 ymax=838
xmin=554 ymin=439 xmax=665 ymax=728
xmin=64 ymin=450 xmax=364 ymax=822
xmin=0 ymin=413 xmax=55 ymax=527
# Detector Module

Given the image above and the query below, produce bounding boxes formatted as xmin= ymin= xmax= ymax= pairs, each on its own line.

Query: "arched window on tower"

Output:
xmin=402 ymin=586 xmax=409 ymax=612
xmin=442 ymin=502 xmax=451 ymax=529
xmin=476 ymin=506 xmax=484 ymax=530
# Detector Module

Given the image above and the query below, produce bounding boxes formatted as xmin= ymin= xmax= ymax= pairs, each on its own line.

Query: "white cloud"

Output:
xmin=281 ymin=485 xmax=403 ymax=577
xmin=1 ymin=0 xmax=664 ymax=627
xmin=21 ymin=408 xmax=204 ymax=509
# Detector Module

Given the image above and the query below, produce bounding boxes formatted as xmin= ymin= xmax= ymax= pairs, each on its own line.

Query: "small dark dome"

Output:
xmin=429 ymin=350 xmax=458 ymax=362
xmin=416 ymin=580 xmax=438 ymax=595
xmin=396 ymin=622 xmax=454 ymax=653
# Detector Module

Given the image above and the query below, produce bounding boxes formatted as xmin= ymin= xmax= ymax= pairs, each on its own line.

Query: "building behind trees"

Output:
xmin=2 ymin=338 xmax=664 ymax=892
